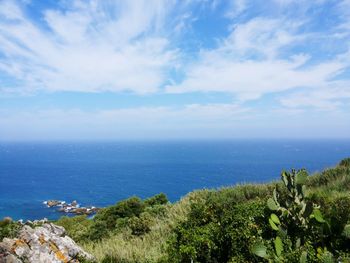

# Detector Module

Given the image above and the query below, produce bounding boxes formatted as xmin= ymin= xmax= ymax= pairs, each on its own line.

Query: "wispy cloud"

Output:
xmin=225 ymin=0 xmax=247 ymax=18
xmin=166 ymin=17 xmax=348 ymax=102
xmin=280 ymin=81 xmax=350 ymax=111
xmin=0 ymin=0 xmax=179 ymax=94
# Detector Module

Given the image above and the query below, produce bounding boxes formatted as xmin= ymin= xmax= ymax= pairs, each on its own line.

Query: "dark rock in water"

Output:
xmin=0 ymin=223 xmax=94 ymax=262
xmin=43 ymin=200 xmax=100 ymax=216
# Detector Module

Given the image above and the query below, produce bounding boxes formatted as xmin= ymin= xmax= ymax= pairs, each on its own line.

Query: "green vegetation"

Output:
xmin=252 ymin=168 xmax=350 ymax=262
xmin=0 ymin=217 xmax=21 ymax=240
xmin=56 ymin=193 xmax=169 ymax=243
xmin=2 ymin=158 xmax=350 ymax=262
xmin=54 ymin=158 xmax=350 ymax=262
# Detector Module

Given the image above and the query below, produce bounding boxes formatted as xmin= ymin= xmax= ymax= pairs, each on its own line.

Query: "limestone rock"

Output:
xmin=0 ymin=223 xmax=94 ymax=263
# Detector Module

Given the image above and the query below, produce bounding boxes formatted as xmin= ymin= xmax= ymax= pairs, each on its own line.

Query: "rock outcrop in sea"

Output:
xmin=44 ymin=200 xmax=100 ymax=215
xmin=0 ymin=222 xmax=94 ymax=263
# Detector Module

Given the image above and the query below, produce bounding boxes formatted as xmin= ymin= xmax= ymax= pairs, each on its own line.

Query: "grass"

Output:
xmin=81 ymin=190 xmax=209 ymax=262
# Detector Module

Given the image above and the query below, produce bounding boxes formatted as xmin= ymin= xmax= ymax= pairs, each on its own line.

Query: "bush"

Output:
xmin=56 ymin=215 xmax=92 ymax=242
xmin=144 ymin=193 xmax=168 ymax=207
xmin=167 ymin=195 xmax=268 ymax=263
xmin=339 ymin=158 xmax=350 ymax=168
xmin=253 ymin=169 xmax=350 ymax=262
xmin=0 ymin=217 xmax=21 ymax=240
xmin=144 ymin=204 xmax=167 ymax=218
xmin=321 ymin=196 xmax=350 ymax=252
xmin=94 ymin=196 xmax=145 ymax=230
xmin=128 ymin=212 xmax=153 ymax=236
xmin=69 ymin=194 xmax=169 ymax=241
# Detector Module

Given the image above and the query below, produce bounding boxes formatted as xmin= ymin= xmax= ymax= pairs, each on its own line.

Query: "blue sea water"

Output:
xmin=0 ymin=140 xmax=350 ymax=220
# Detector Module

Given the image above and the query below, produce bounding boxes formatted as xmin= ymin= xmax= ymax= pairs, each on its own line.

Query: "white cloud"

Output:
xmin=0 ymin=0 xmax=177 ymax=94
xmin=225 ymin=0 xmax=247 ymax=18
xmin=280 ymin=82 xmax=350 ymax=111
xmin=166 ymin=17 xmax=347 ymax=101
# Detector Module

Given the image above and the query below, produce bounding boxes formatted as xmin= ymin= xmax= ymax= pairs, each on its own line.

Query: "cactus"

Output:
xmin=254 ymin=169 xmax=328 ymax=261
xmin=266 ymin=169 xmax=323 ymax=231
xmin=253 ymin=168 xmax=350 ymax=262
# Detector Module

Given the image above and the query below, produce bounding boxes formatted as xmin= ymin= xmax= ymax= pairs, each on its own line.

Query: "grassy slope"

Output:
xmin=81 ymin=190 xmax=209 ymax=262
xmin=67 ymin=160 xmax=350 ymax=262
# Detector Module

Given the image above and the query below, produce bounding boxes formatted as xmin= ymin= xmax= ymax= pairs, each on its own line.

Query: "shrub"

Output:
xmin=253 ymin=168 xmax=350 ymax=262
xmin=167 ymin=194 xmax=268 ymax=263
xmin=77 ymin=194 xmax=169 ymax=241
xmin=128 ymin=212 xmax=153 ymax=236
xmin=339 ymin=158 xmax=350 ymax=168
xmin=144 ymin=204 xmax=167 ymax=218
xmin=0 ymin=217 xmax=21 ymax=240
xmin=55 ymin=215 xmax=92 ymax=242
xmin=94 ymin=196 xmax=145 ymax=230
xmin=144 ymin=193 xmax=168 ymax=207
xmin=321 ymin=196 xmax=350 ymax=252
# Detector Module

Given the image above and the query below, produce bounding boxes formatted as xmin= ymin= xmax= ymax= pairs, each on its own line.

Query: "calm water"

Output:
xmin=0 ymin=140 xmax=350 ymax=220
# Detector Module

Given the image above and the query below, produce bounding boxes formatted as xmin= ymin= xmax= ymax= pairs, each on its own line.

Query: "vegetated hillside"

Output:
xmin=2 ymin=159 xmax=349 ymax=263
xmin=53 ymin=158 xmax=350 ymax=263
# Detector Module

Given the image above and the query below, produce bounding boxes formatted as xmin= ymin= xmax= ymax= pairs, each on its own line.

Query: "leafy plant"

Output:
xmin=252 ymin=168 xmax=350 ymax=262
xmin=128 ymin=212 xmax=153 ymax=236
xmin=0 ymin=217 xmax=21 ymax=240
xmin=144 ymin=193 xmax=168 ymax=207
xmin=167 ymin=197 xmax=268 ymax=263
xmin=339 ymin=158 xmax=350 ymax=168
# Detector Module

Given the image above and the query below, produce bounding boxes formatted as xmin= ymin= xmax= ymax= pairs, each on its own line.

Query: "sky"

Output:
xmin=0 ymin=0 xmax=350 ymax=140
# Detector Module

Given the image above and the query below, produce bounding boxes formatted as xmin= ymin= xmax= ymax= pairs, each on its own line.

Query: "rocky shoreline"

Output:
xmin=44 ymin=200 xmax=100 ymax=216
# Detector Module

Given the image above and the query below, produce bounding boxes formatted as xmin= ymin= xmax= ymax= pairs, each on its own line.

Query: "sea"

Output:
xmin=1 ymin=140 xmax=350 ymax=220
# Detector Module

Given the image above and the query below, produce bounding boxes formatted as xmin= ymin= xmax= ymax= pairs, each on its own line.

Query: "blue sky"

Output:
xmin=0 ymin=0 xmax=350 ymax=140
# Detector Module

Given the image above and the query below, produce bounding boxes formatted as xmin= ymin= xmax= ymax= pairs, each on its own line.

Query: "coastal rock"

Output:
xmin=0 ymin=223 xmax=94 ymax=263
xmin=44 ymin=200 xmax=100 ymax=216
xmin=45 ymin=200 xmax=62 ymax=207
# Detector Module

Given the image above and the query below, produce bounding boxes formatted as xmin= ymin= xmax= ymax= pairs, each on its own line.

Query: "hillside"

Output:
xmin=1 ymin=158 xmax=350 ymax=262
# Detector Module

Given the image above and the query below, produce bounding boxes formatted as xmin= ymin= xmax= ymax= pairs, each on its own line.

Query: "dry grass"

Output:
xmin=82 ymin=190 xmax=210 ymax=262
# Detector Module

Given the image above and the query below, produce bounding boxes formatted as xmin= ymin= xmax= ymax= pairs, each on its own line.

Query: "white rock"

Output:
xmin=0 ymin=223 xmax=94 ymax=263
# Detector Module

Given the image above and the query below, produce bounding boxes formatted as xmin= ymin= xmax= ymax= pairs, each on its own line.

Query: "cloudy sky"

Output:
xmin=0 ymin=0 xmax=350 ymax=140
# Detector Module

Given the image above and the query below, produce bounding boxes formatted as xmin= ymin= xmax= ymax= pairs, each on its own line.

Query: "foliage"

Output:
xmin=167 ymin=194 xmax=269 ymax=263
xmin=94 ymin=196 xmax=145 ymax=230
xmin=128 ymin=212 xmax=153 ymax=236
xmin=82 ymin=190 xmax=206 ymax=262
xmin=339 ymin=158 xmax=350 ymax=168
xmin=55 ymin=215 xmax=92 ymax=242
xmin=144 ymin=193 xmax=168 ymax=207
xmin=55 ymin=194 xmax=170 ymax=242
xmin=0 ymin=217 xmax=21 ymax=240
xmin=253 ymin=167 xmax=350 ymax=262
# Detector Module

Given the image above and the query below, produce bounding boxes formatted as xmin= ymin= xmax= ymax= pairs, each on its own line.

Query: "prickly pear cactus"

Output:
xmin=253 ymin=169 xmax=327 ymax=262
xmin=267 ymin=169 xmax=324 ymax=231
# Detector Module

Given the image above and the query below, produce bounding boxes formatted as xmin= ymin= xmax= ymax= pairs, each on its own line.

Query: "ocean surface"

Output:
xmin=1 ymin=140 xmax=350 ymax=220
